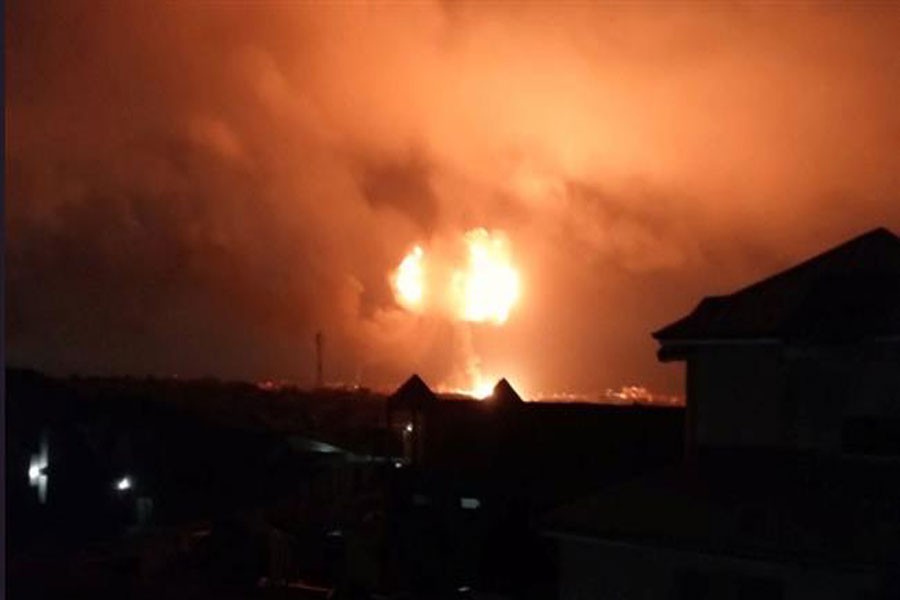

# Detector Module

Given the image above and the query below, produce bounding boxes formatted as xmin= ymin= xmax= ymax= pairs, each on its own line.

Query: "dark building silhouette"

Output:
xmin=6 ymin=371 xmax=395 ymax=598
xmin=386 ymin=373 xmax=437 ymax=466
xmin=491 ymin=377 xmax=524 ymax=406
xmin=546 ymin=228 xmax=900 ymax=600
xmin=657 ymin=227 xmax=900 ymax=455
xmin=382 ymin=374 xmax=683 ymax=597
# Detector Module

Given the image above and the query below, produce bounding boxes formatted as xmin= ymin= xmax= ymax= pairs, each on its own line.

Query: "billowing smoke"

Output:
xmin=7 ymin=2 xmax=900 ymax=396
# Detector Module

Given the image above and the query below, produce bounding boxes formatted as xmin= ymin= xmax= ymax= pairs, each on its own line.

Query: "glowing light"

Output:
xmin=460 ymin=497 xmax=481 ymax=510
xmin=390 ymin=230 xmax=522 ymax=400
xmin=461 ymin=375 xmax=495 ymax=400
xmin=29 ymin=435 xmax=49 ymax=504
xmin=393 ymin=245 xmax=425 ymax=311
xmin=115 ymin=476 xmax=132 ymax=491
xmin=390 ymin=229 xmax=520 ymax=325
xmin=404 ymin=422 xmax=414 ymax=433
xmin=603 ymin=385 xmax=684 ymax=406
xmin=453 ymin=229 xmax=520 ymax=325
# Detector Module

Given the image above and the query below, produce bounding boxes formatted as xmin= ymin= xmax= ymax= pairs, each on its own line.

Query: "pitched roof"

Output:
xmin=388 ymin=374 xmax=437 ymax=410
xmin=491 ymin=378 xmax=524 ymax=404
xmin=654 ymin=228 xmax=900 ymax=347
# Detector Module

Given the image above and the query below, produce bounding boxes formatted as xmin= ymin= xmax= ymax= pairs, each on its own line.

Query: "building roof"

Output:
xmin=490 ymin=378 xmax=524 ymax=405
xmin=654 ymin=228 xmax=900 ymax=353
xmin=388 ymin=374 xmax=437 ymax=410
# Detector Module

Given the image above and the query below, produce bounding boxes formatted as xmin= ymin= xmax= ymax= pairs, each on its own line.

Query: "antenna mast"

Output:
xmin=315 ymin=331 xmax=323 ymax=388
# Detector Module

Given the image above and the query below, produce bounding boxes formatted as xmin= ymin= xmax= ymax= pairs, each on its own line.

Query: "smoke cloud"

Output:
xmin=7 ymin=2 xmax=900 ymax=395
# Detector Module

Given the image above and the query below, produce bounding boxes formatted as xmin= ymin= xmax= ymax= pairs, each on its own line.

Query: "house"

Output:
xmin=545 ymin=228 xmax=900 ymax=600
xmin=385 ymin=373 xmax=438 ymax=466
xmin=655 ymin=227 xmax=900 ymax=456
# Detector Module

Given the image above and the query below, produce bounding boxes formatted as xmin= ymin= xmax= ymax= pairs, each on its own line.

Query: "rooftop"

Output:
xmin=654 ymin=228 xmax=900 ymax=353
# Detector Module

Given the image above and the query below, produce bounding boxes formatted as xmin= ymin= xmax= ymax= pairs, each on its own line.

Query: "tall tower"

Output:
xmin=315 ymin=331 xmax=323 ymax=388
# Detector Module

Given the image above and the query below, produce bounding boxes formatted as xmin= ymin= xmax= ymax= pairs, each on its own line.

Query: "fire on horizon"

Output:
xmin=392 ymin=228 xmax=521 ymax=397
xmin=6 ymin=2 xmax=900 ymax=398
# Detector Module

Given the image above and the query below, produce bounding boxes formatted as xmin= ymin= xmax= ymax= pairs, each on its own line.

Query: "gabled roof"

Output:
xmin=491 ymin=378 xmax=524 ymax=404
xmin=388 ymin=374 xmax=437 ymax=410
xmin=654 ymin=228 xmax=900 ymax=350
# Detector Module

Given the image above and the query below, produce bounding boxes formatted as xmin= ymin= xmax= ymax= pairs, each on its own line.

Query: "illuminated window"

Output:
xmin=460 ymin=497 xmax=480 ymax=510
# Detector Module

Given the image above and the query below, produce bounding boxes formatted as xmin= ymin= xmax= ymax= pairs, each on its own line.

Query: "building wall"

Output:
xmin=556 ymin=537 xmax=879 ymax=600
xmin=848 ymin=351 xmax=900 ymax=417
xmin=783 ymin=350 xmax=857 ymax=452
xmin=688 ymin=343 xmax=900 ymax=453
xmin=558 ymin=539 xmax=671 ymax=600
xmin=688 ymin=346 xmax=787 ymax=448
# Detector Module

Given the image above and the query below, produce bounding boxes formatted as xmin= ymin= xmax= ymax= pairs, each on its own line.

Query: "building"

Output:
xmin=546 ymin=228 xmax=900 ymax=599
xmin=385 ymin=375 xmax=683 ymax=598
xmin=657 ymin=226 xmax=900 ymax=456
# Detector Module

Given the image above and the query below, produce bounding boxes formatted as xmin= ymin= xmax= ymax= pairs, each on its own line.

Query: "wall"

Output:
xmin=688 ymin=346 xmax=787 ymax=449
xmin=687 ymin=342 xmax=900 ymax=454
xmin=556 ymin=537 xmax=879 ymax=600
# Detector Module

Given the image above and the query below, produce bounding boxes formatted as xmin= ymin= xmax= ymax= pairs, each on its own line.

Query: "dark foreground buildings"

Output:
xmin=11 ymin=228 xmax=896 ymax=599
xmin=382 ymin=375 xmax=682 ymax=597
xmin=7 ymin=369 xmax=682 ymax=599
xmin=545 ymin=227 xmax=900 ymax=599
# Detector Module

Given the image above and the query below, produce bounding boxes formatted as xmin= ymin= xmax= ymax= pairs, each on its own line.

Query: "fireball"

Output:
xmin=393 ymin=245 xmax=425 ymax=312
xmin=453 ymin=228 xmax=520 ymax=325
xmin=392 ymin=228 xmax=520 ymax=325
xmin=391 ymin=228 xmax=521 ymax=399
xmin=462 ymin=374 xmax=496 ymax=400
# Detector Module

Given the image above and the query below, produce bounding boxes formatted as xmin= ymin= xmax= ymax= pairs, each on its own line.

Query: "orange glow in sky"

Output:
xmin=7 ymin=2 xmax=900 ymax=395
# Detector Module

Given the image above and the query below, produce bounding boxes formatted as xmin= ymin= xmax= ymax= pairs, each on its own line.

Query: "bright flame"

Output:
xmin=391 ymin=230 xmax=521 ymax=400
xmin=393 ymin=245 xmax=425 ymax=311
xmin=453 ymin=229 xmax=520 ymax=325
xmin=391 ymin=229 xmax=520 ymax=325
xmin=461 ymin=374 xmax=495 ymax=400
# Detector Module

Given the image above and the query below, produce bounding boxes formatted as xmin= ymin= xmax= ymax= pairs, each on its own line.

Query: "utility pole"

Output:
xmin=315 ymin=331 xmax=323 ymax=388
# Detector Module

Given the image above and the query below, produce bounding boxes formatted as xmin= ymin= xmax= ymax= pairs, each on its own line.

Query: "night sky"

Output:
xmin=7 ymin=2 xmax=900 ymax=397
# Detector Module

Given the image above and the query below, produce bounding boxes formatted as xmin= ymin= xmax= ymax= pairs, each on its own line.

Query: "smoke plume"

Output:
xmin=7 ymin=2 xmax=900 ymax=395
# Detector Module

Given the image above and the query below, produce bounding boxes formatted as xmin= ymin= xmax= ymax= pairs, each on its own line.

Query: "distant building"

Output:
xmin=546 ymin=228 xmax=900 ymax=600
xmin=386 ymin=374 xmax=437 ymax=466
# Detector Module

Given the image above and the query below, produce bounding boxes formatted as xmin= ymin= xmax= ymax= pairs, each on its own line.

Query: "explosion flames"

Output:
xmin=391 ymin=228 xmax=521 ymax=399
xmin=394 ymin=245 xmax=426 ymax=312
xmin=455 ymin=229 xmax=521 ymax=325
xmin=392 ymin=228 xmax=521 ymax=326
